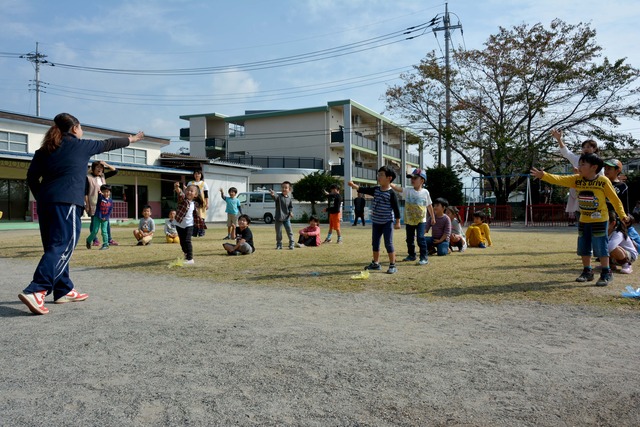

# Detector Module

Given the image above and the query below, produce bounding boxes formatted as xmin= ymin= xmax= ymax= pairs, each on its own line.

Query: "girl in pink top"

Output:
xmin=295 ymin=216 xmax=322 ymax=247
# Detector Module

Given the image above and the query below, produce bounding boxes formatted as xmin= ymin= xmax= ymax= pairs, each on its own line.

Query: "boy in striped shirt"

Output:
xmin=348 ymin=166 xmax=401 ymax=274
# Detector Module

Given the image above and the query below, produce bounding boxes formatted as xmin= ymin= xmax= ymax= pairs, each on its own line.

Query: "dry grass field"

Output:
xmin=3 ymin=223 xmax=640 ymax=309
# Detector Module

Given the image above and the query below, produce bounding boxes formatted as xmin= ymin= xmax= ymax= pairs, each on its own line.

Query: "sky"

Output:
xmin=1 ymin=0 xmax=639 ymax=161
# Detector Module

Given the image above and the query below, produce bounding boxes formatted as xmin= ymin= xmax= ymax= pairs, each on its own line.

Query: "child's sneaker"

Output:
xmin=364 ymin=261 xmax=381 ymax=271
xmin=337 ymin=237 xmax=343 ymax=244
xmin=86 ymin=240 xmax=91 ymax=250
xmin=288 ymin=245 xmax=295 ymax=250
xmin=294 ymin=242 xmax=305 ymax=248
xmin=403 ymin=255 xmax=416 ymax=262
xmin=620 ymin=264 xmax=633 ymax=274
xmin=109 ymin=239 xmax=119 ymax=246
xmin=478 ymin=242 xmax=486 ymax=248
xmin=184 ymin=259 xmax=195 ymax=265
xmin=275 ymin=245 xmax=282 ymax=250
xmin=418 ymin=258 xmax=429 ymax=265
xmin=137 ymin=241 xmax=144 ymax=246
xmin=92 ymin=239 xmax=100 ymax=247
xmin=223 ymin=235 xmax=231 ymax=240
xmin=100 ymin=245 xmax=109 ymax=250
xmin=54 ymin=288 xmax=88 ymax=304
xmin=18 ymin=290 xmax=49 ymax=315
xmin=575 ymin=269 xmax=595 ymax=282
xmin=596 ymin=271 xmax=613 ymax=287
xmin=323 ymin=238 xmax=332 ymax=243
xmin=387 ymin=264 xmax=397 ymax=274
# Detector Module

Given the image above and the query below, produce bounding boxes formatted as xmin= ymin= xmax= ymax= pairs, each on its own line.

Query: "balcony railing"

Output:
xmin=353 ymin=166 xmax=378 ymax=181
xmin=223 ymin=155 xmax=323 ymax=169
xmin=353 ymin=133 xmax=377 ymax=151
xmin=406 ymin=152 xmax=419 ymax=165
xmin=383 ymin=144 xmax=401 ymax=159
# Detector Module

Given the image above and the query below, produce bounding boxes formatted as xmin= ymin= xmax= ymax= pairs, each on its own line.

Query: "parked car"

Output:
xmin=236 ymin=191 xmax=276 ymax=224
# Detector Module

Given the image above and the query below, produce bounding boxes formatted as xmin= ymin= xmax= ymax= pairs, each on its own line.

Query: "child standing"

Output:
xmin=85 ymin=184 xmax=113 ymax=250
xmin=323 ymin=184 xmax=343 ymax=243
xmin=352 ymin=192 xmax=366 ymax=226
xmin=173 ymin=182 xmax=206 ymax=265
xmin=223 ymin=214 xmax=255 ymax=255
xmin=133 ymin=205 xmax=155 ymax=246
xmin=269 ymin=182 xmax=295 ymax=250
xmin=552 ymin=128 xmax=600 ymax=225
xmin=390 ymin=168 xmax=435 ymax=265
xmin=465 ymin=212 xmax=492 ymax=248
xmin=446 ymin=206 xmax=466 ymax=252
xmin=425 ymin=197 xmax=452 ymax=256
xmin=164 ymin=209 xmax=180 ymax=244
xmin=531 ymin=153 xmax=631 ymax=286
xmin=187 ymin=170 xmax=209 ymax=236
xmin=220 ymin=187 xmax=242 ymax=240
xmin=348 ymin=166 xmax=401 ymax=274
xmin=295 ymin=215 xmax=322 ymax=247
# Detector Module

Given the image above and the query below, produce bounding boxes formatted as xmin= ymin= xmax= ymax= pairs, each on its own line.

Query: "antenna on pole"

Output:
xmin=433 ymin=3 xmax=462 ymax=168
xmin=20 ymin=42 xmax=53 ymax=117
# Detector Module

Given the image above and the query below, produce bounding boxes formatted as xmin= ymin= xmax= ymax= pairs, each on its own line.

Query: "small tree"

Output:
xmin=292 ymin=171 xmax=342 ymax=215
xmin=425 ymin=166 xmax=464 ymax=206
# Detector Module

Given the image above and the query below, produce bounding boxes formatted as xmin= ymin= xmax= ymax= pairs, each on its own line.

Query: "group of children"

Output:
xmin=531 ymin=128 xmax=635 ymax=286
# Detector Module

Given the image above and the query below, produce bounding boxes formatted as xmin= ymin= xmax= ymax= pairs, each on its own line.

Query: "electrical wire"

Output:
xmin=48 ymin=20 xmax=438 ymax=76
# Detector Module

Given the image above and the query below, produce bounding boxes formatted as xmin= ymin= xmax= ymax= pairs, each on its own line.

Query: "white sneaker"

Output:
xmin=620 ymin=264 xmax=633 ymax=274
xmin=184 ymin=259 xmax=195 ymax=265
xmin=294 ymin=242 xmax=305 ymax=248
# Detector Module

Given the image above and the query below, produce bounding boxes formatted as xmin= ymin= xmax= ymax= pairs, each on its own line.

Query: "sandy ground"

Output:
xmin=1 ymin=257 xmax=640 ymax=426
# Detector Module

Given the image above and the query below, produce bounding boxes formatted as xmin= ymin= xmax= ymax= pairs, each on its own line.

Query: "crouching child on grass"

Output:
xmin=223 ymin=214 xmax=255 ymax=255
xmin=531 ymin=153 xmax=631 ymax=286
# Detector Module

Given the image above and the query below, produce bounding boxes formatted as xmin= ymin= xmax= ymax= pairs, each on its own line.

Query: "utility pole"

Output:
xmin=21 ymin=42 xmax=51 ymax=117
xmin=433 ymin=3 xmax=462 ymax=168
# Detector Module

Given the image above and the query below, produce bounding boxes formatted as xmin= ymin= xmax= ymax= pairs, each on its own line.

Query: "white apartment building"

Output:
xmin=180 ymin=99 xmax=422 ymax=201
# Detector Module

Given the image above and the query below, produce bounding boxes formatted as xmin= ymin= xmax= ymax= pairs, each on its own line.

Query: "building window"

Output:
xmin=0 ymin=131 xmax=28 ymax=153
xmin=93 ymin=147 xmax=147 ymax=165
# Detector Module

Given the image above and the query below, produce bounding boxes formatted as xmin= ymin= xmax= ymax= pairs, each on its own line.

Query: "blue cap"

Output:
xmin=407 ymin=168 xmax=426 ymax=181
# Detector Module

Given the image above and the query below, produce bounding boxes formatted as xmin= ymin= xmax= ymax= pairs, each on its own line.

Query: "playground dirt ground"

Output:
xmin=1 ymin=256 xmax=640 ymax=426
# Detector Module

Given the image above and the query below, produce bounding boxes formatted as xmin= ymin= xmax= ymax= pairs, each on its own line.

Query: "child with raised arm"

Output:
xmin=133 ymin=205 xmax=155 ymax=246
xmin=390 ymin=168 xmax=435 ymax=265
xmin=323 ymin=184 xmax=343 ymax=243
xmin=531 ymin=153 xmax=632 ymax=286
xmin=295 ymin=215 xmax=322 ymax=247
xmin=173 ymin=182 xmax=206 ymax=265
xmin=348 ymin=166 xmax=401 ymax=274
xmin=551 ymin=128 xmax=600 ymax=225
xmin=223 ymin=214 xmax=255 ymax=255
xmin=85 ymin=184 xmax=113 ymax=250
xmin=164 ymin=209 xmax=180 ymax=244
xmin=465 ymin=211 xmax=492 ymax=248
xmin=220 ymin=187 xmax=242 ymax=240
xmin=269 ymin=181 xmax=295 ymax=250
xmin=187 ymin=170 xmax=209 ymax=237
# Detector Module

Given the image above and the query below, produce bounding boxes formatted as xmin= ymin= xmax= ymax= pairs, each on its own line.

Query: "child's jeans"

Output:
xmin=275 ymin=219 xmax=294 ymax=248
xmin=425 ymin=236 xmax=449 ymax=256
xmin=405 ymin=223 xmax=427 ymax=259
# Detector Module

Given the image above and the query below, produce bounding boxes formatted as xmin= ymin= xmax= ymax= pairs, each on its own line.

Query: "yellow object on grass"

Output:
xmin=168 ymin=258 xmax=184 ymax=268
xmin=350 ymin=271 xmax=370 ymax=280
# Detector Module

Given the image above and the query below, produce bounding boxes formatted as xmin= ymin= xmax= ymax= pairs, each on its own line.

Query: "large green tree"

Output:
xmin=385 ymin=19 xmax=640 ymax=204
xmin=292 ymin=171 xmax=342 ymax=214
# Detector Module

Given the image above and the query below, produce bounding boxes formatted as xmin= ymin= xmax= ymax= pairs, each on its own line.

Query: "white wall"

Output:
xmin=202 ymin=164 xmax=252 ymax=222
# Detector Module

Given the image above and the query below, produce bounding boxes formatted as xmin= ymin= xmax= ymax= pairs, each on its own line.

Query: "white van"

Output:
xmin=237 ymin=192 xmax=277 ymax=224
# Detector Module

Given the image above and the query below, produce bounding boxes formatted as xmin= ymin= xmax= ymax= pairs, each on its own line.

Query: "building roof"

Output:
xmin=0 ymin=150 xmax=190 ymax=175
xmin=0 ymin=109 xmax=170 ymax=145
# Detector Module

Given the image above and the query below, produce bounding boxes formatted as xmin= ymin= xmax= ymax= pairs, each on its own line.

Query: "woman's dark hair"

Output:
xmin=42 ymin=113 xmax=79 ymax=153
xmin=609 ymin=210 xmax=628 ymax=240
xmin=193 ymin=169 xmax=204 ymax=179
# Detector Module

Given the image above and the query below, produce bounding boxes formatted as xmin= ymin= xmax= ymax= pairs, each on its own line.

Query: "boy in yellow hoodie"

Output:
xmin=466 ymin=211 xmax=492 ymax=248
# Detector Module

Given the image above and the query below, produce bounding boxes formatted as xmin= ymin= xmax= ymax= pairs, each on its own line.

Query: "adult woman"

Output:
xmin=186 ymin=169 xmax=209 ymax=236
xmin=20 ymin=113 xmax=144 ymax=315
